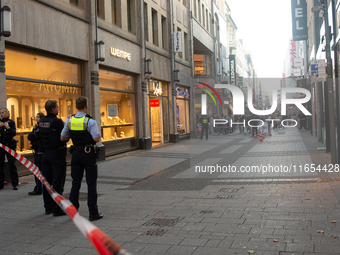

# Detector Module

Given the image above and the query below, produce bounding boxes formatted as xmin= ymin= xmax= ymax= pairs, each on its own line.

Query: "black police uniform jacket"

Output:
xmin=37 ymin=113 xmax=65 ymax=150
xmin=0 ymin=117 xmax=17 ymax=149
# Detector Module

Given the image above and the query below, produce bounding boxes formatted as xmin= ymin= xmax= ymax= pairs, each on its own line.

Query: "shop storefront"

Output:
xmin=175 ymin=86 xmax=190 ymax=136
xmin=98 ymin=69 xmax=137 ymax=155
xmin=147 ymin=79 xmax=170 ymax=146
xmin=5 ymin=46 xmax=82 ymax=156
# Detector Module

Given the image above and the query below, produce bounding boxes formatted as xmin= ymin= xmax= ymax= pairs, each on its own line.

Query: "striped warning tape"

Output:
xmin=0 ymin=143 xmax=131 ymax=255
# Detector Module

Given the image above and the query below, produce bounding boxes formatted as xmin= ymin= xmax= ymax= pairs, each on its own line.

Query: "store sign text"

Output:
xmin=150 ymin=99 xmax=160 ymax=107
xmin=6 ymin=81 xmax=78 ymax=94
xmin=110 ymin=47 xmax=131 ymax=61
xmin=39 ymin=84 xmax=79 ymax=94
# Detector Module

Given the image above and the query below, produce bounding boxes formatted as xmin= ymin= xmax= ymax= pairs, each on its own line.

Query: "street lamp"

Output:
xmin=0 ymin=0 xmax=11 ymax=39
xmin=311 ymin=0 xmax=337 ymax=163
xmin=95 ymin=40 xmax=105 ymax=62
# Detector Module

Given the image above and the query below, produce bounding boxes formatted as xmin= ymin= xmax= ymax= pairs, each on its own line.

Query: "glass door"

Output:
xmin=150 ymin=97 xmax=163 ymax=146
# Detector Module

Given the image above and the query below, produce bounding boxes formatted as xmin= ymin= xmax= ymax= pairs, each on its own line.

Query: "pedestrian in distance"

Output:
xmin=27 ymin=112 xmax=45 ymax=195
xmin=36 ymin=100 xmax=67 ymax=217
xmin=249 ymin=113 xmax=259 ymax=138
xmin=60 ymin=96 xmax=103 ymax=221
xmin=298 ymin=111 xmax=307 ymax=131
xmin=200 ymin=114 xmax=210 ymax=140
xmin=0 ymin=108 xmax=19 ymax=190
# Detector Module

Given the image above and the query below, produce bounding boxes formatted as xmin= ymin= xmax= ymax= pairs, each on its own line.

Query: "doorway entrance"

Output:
xmin=150 ymin=97 xmax=163 ymax=146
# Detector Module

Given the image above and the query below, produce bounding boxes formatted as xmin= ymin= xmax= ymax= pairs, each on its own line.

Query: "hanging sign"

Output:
xmin=150 ymin=99 xmax=160 ymax=107
xmin=291 ymin=0 xmax=308 ymax=41
xmin=173 ymin=32 xmax=182 ymax=52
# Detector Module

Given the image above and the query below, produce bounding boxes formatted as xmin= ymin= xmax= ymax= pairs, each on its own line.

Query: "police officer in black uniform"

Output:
xmin=0 ymin=108 xmax=19 ymax=190
xmin=200 ymin=114 xmax=210 ymax=140
xmin=37 ymin=100 xmax=66 ymax=216
xmin=27 ymin=112 xmax=45 ymax=195
xmin=61 ymin=96 xmax=103 ymax=221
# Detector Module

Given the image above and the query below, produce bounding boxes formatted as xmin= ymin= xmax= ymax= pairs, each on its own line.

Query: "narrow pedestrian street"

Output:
xmin=1 ymin=127 xmax=340 ymax=255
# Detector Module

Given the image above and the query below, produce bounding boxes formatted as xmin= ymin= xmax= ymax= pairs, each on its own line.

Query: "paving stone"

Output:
xmin=286 ymin=242 xmax=314 ymax=252
xmin=165 ymin=245 xmax=197 ymax=254
xmin=179 ymin=237 xmax=208 ymax=247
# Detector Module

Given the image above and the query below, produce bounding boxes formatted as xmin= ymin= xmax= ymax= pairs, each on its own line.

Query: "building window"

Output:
xmin=144 ymin=3 xmax=148 ymax=42
xmin=193 ymin=0 xmax=197 ymax=18
xmin=194 ymin=54 xmax=211 ymax=76
xmin=152 ymin=8 xmax=159 ymax=46
xmin=161 ymin=15 xmax=168 ymax=50
xmin=202 ymin=5 xmax=205 ymax=27
xmin=177 ymin=28 xmax=182 ymax=58
xmin=198 ymin=0 xmax=201 ymax=23
xmin=183 ymin=0 xmax=187 ymax=6
xmin=97 ymin=0 xmax=105 ymax=19
xmin=112 ymin=0 xmax=122 ymax=27
xmin=127 ymin=0 xmax=136 ymax=34
xmin=209 ymin=13 xmax=212 ymax=33
xmin=70 ymin=0 xmax=84 ymax=9
xmin=206 ymin=10 xmax=209 ymax=31
xmin=184 ymin=32 xmax=189 ymax=61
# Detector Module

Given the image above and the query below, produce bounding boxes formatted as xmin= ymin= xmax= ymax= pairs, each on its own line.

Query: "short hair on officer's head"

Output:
xmin=76 ymin=96 xmax=88 ymax=110
xmin=37 ymin=112 xmax=45 ymax=120
xmin=45 ymin=100 xmax=58 ymax=113
xmin=0 ymin=108 xmax=9 ymax=113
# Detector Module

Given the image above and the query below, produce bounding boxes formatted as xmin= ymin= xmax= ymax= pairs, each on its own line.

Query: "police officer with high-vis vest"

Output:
xmin=200 ymin=114 xmax=210 ymax=140
xmin=61 ymin=96 xmax=103 ymax=221
xmin=37 ymin=100 xmax=67 ymax=216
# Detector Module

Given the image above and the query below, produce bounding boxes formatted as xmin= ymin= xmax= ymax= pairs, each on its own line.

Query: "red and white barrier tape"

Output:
xmin=0 ymin=143 xmax=131 ymax=255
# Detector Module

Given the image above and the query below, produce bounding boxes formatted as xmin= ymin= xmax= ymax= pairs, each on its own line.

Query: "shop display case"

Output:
xmin=101 ymin=117 xmax=134 ymax=141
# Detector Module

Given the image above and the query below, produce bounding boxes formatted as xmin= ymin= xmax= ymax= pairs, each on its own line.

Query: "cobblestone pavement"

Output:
xmin=1 ymin=127 xmax=340 ymax=255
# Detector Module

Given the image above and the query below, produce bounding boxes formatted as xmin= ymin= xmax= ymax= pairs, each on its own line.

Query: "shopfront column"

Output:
xmin=87 ymin=0 xmax=101 ymax=128
xmin=0 ymin=39 xmax=5 ymax=109
xmin=138 ymin=0 xmax=151 ymax=149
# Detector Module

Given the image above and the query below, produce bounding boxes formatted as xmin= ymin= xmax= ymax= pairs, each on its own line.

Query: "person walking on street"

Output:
xmin=36 ymin=100 xmax=67 ymax=216
xmin=249 ymin=113 xmax=259 ymax=138
xmin=0 ymin=108 xmax=19 ymax=190
xmin=200 ymin=114 xmax=210 ymax=140
xmin=60 ymin=96 xmax=103 ymax=221
xmin=298 ymin=111 xmax=307 ymax=131
xmin=27 ymin=113 xmax=45 ymax=195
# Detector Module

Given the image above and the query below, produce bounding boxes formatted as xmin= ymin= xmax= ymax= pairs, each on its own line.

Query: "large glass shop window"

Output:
xmin=5 ymin=47 xmax=81 ymax=154
xmin=99 ymin=70 xmax=136 ymax=142
xmin=176 ymin=86 xmax=190 ymax=134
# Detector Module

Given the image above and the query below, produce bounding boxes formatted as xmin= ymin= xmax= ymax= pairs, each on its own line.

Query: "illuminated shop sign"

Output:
xmin=150 ymin=99 xmax=160 ymax=107
xmin=150 ymin=81 xmax=163 ymax=96
xmin=110 ymin=47 xmax=131 ymax=61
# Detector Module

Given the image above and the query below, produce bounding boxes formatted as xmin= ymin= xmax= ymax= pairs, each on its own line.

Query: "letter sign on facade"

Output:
xmin=291 ymin=0 xmax=308 ymax=41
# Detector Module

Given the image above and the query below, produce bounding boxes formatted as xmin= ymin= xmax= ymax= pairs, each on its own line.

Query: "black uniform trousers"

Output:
xmin=201 ymin=124 xmax=209 ymax=140
xmin=33 ymin=152 xmax=43 ymax=193
xmin=0 ymin=144 xmax=18 ymax=187
xmin=42 ymin=149 xmax=66 ymax=214
xmin=69 ymin=149 xmax=98 ymax=216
